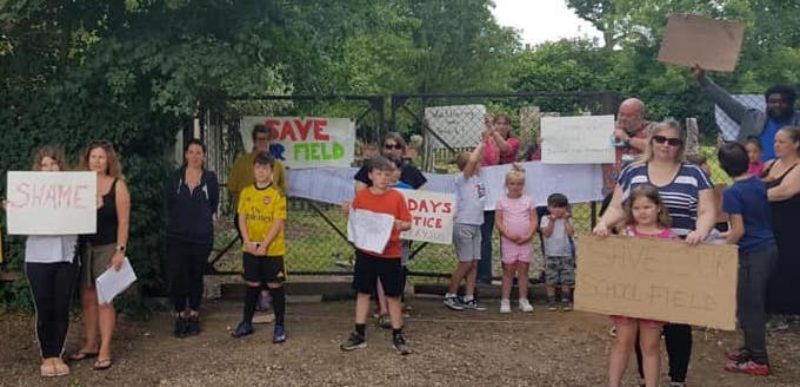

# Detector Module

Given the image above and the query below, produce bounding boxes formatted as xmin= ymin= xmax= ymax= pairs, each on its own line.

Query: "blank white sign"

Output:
xmin=541 ymin=115 xmax=615 ymax=164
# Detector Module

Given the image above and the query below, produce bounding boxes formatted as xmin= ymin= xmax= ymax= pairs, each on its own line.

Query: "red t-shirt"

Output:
xmin=482 ymin=136 xmax=520 ymax=166
xmin=352 ymin=188 xmax=412 ymax=258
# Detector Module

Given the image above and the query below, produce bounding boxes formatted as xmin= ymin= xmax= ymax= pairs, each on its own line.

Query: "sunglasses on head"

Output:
xmin=652 ymin=135 xmax=683 ymax=147
xmin=384 ymin=143 xmax=403 ymax=150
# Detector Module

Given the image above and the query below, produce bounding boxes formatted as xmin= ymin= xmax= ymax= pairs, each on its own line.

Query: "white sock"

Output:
xmin=445 ymin=293 xmax=456 ymax=298
xmin=462 ymin=295 xmax=474 ymax=302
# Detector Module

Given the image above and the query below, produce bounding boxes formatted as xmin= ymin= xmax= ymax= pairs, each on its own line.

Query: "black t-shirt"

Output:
xmin=354 ymin=161 xmax=427 ymax=189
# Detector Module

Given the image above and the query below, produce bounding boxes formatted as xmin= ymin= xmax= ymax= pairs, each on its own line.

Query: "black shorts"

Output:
xmin=353 ymin=251 xmax=403 ymax=297
xmin=242 ymin=253 xmax=286 ymax=285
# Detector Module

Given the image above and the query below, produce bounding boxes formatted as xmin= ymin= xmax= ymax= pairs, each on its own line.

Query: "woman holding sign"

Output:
xmin=69 ymin=140 xmax=131 ymax=371
xmin=593 ymin=120 xmax=716 ymax=387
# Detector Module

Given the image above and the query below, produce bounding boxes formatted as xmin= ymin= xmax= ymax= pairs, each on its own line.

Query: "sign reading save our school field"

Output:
xmin=397 ymin=189 xmax=455 ymax=244
xmin=240 ymin=116 xmax=355 ymax=169
xmin=541 ymin=115 xmax=615 ymax=164
xmin=6 ymin=172 xmax=97 ymax=235
xmin=574 ymin=235 xmax=738 ymax=330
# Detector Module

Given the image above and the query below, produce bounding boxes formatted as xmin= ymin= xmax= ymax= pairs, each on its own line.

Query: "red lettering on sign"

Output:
xmin=294 ymin=119 xmax=313 ymax=141
xmin=264 ymin=119 xmax=281 ymax=141
xmin=313 ymin=119 xmax=330 ymax=140
xmin=10 ymin=182 xmax=92 ymax=210
xmin=280 ymin=120 xmax=297 ymax=141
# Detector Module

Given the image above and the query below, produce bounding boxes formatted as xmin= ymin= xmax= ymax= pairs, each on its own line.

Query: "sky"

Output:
xmin=492 ymin=0 xmax=603 ymax=46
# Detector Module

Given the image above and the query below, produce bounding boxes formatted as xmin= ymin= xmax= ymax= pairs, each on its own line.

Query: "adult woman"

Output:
xmin=8 ymin=147 xmax=79 ymax=377
xmin=165 ymin=139 xmax=219 ymax=337
xmin=593 ymin=120 xmax=716 ymax=387
xmin=763 ymin=127 xmax=800 ymax=318
xmin=69 ymin=140 xmax=130 ymax=371
xmin=478 ymin=113 xmax=520 ymax=284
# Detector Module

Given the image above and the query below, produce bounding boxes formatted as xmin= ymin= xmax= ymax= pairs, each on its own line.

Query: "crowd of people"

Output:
xmin=8 ymin=65 xmax=800 ymax=387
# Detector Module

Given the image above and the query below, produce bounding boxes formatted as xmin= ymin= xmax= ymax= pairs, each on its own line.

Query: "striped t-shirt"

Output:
xmin=618 ymin=163 xmax=712 ymax=236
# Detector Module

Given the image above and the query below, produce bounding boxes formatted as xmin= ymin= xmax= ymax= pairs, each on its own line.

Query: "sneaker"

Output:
xmin=173 ymin=316 xmax=187 ymax=338
xmin=230 ymin=321 xmax=254 ymax=338
xmin=500 ymin=299 xmax=511 ymax=314
xmin=461 ymin=298 xmax=486 ymax=311
xmin=443 ymin=296 xmax=464 ymax=311
xmin=547 ymin=299 xmax=558 ymax=311
xmin=725 ymin=359 xmax=771 ymax=376
xmin=273 ymin=325 xmax=286 ymax=344
xmin=377 ymin=314 xmax=392 ymax=329
xmin=186 ymin=315 xmax=201 ymax=336
xmin=767 ymin=317 xmax=790 ymax=332
xmin=561 ymin=299 xmax=573 ymax=312
xmin=392 ymin=334 xmax=412 ymax=355
xmin=519 ymin=298 xmax=534 ymax=313
xmin=725 ymin=347 xmax=750 ymax=361
xmin=340 ymin=332 xmax=366 ymax=351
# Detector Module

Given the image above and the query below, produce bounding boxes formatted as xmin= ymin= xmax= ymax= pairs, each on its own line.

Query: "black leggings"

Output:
xmin=165 ymin=240 xmax=210 ymax=312
xmin=26 ymin=261 xmax=78 ymax=358
xmin=636 ymin=323 xmax=693 ymax=382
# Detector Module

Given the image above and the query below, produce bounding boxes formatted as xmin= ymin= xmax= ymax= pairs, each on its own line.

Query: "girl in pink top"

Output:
xmin=609 ymin=184 xmax=675 ymax=387
xmin=495 ymin=164 xmax=538 ymax=314
xmin=481 ymin=113 xmax=520 ymax=166
xmin=745 ymin=137 xmax=765 ymax=177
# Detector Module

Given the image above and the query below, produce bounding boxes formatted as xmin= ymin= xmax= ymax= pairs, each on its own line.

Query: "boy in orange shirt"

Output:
xmin=340 ymin=156 xmax=413 ymax=355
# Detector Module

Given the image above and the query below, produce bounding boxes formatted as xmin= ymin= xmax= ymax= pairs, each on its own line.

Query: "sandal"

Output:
xmin=68 ymin=351 xmax=98 ymax=361
xmin=93 ymin=358 xmax=114 ymax=371
xmin=53 ymin=362 xmax=70 ymax=376
xmin=40 ymin=363 xmax=57 ymax=377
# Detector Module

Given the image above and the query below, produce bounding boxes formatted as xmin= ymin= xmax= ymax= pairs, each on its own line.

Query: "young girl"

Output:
xmin=609 ymin=184 xmax=673 ymax=387
xmin=495 ymin=164 xmax=537 ymax=313
xmin=745 ymin=137 xmax=765 ymax=177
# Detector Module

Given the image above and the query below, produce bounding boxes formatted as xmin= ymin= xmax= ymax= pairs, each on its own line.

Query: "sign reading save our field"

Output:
xmin=397 ymin=189 xmax=455 ymax=244
xmin=574 ymin=235 xmax=738 ymax=330
xmin=240 ymin=116 xmax=355 ymax=169
xmin=6 ymin=171 xmax=97 ymax=235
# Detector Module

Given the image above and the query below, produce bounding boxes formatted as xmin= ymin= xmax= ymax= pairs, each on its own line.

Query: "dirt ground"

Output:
xmin=3 ymin=297 xmax=800 ymax=387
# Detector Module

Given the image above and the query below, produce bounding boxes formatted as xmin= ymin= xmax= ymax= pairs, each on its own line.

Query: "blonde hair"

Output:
xmin=32 ymin=145 xmax=69 ymax=171
xmin=80 ymin=140 xmax=124 ymax=179
xmin=624 ymin=184 xmax=672 ymax=228
xmin=505 ymin=163 xmax=525 ymax=185
xmin=636 ymin=119 xmax=686 ymax=165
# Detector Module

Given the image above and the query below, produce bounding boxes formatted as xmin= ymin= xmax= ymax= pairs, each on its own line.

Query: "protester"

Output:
xmin=70 ymin=140 xmax=131 ymax=371
xmin=478 ymin=113 xmax=520 ymax=284
xmin=444 ymin=139 xmax=485 ymax=311
xmin=541 ymin=193 xmax=575 ymax=312
xmin=762 ymin=127 xmax=800 ymax=327
xmin=693 ymin=65 xmax=800 ymax=159
xmin=745 ymin=137 xmax=765 ymax=177
xmin=230 ymin=152 xmax=288 ymax=344
xmin=340 ymin=156 xmax=413 ymax=355
xmin=164 ymin=139 xmax=219 ymax=337
xmin=496 ymin=164 xmax=537 ymax=313
xmin=594 ymin=120 xmax=716 ymax=387
xmin=717 ymin=143 xmax=777 ymax=376
xmin=607 ymin=184 xmax=674 ymax=387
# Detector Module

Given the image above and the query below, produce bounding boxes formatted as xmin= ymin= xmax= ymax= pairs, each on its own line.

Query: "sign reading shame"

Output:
xmin=240 ymin=116 xmax=355 ymax=169
xmin=6 ymin=171 xmax=97 ymax=235
xmin=397 ymin=189 xmax=455 ymax=244
xmin=424 ymin=105 xmax=487 ymax=149
xmin=574 ymin=235 xmax=738 ymax=330
xmin=541 ymin=115 xmax=615 ymax=164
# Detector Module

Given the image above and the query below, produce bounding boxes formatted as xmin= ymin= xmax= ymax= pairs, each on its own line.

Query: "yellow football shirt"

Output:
xmin=227 ymin=152 xmax=287 ymax=203
xmin=237 ymin=183 xmax=287 ymax=256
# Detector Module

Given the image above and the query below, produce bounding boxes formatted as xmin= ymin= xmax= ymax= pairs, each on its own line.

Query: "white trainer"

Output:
xmin=519 ymin=298 xmax=534 ymax=313
xmin=500 ymin=299 xmax=511 ymax=313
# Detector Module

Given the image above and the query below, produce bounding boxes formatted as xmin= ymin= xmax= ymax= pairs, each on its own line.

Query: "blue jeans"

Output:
xmin=478 ymin=211 xmax=495 ymax=284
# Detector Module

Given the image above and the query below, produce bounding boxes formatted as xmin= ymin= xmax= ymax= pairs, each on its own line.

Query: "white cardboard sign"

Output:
xmin=541 ymin=115 xmax=615 ymax=164
xmin=6 ymin=171 xmax=97 ymax=235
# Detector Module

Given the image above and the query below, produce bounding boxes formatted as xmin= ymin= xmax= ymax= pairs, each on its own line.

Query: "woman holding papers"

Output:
xmin=593 ymin=120 xmax=716 ymax=387
xmin=12 ymin=146 xmax=79 ymax=377
xmin=69 ymin=140 xmax=131 ymax=371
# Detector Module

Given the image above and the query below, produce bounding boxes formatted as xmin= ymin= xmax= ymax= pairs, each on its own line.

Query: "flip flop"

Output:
xmin=40 ymin=363 xmax=57 ymax=377
xmin=68 ymin=351 xmax=98 ymax=361
xmin=93 ymin=358 xmax=113 ymax=371
xmin=53 ymin=362 xmax=70 ymax=376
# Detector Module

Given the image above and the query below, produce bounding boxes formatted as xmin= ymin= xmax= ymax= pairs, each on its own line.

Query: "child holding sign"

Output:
xmin=495 ymin=164 xmax=538 ymax=313
xmin=718 ymin=143 xmax=777 ymax=376
xmin=609 ymin=184 xmax=674 ymax=387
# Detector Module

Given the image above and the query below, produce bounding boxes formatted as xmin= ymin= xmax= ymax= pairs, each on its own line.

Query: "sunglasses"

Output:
xmin=652 ymin=135 xmax=683 ymax=147
xmin=384 ymin=143 xmax=403 ymax=150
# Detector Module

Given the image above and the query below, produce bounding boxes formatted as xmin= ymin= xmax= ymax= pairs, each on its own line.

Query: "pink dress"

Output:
xmin=496 ymin=194 xmax=534 ymax=264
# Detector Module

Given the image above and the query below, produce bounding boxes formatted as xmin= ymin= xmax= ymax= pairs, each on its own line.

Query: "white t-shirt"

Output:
xmin=454 ymin=174 xmax=485 ymax=225
xmin=25 ymin=235 xmax=78 ymax=264
xmin=540 ymin=216 xmax=571 ymax=257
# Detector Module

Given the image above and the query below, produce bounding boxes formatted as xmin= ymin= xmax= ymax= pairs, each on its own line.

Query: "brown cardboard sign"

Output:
xmin=574 ymin=235 xmax=738 ymax=330
xmin=657 ymin=14 xmax=745 ymax=72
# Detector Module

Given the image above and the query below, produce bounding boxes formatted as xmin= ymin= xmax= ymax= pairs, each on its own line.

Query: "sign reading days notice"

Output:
xmin=240 ymin=116 xmax=355 ymax=169
xmin=6 ymin=171 xmax=97 ymax=235
xmin=541 ymin=115 xmax=615 ymax=164
xmin=574 ymin=235 xmax=738 ymax=330
xmin=397 ymin=189 xmax=455 ymax=244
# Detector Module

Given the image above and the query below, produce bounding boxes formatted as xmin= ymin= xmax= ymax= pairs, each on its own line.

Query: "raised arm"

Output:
xmin=693 ymin=65 xmax=748 ymax=125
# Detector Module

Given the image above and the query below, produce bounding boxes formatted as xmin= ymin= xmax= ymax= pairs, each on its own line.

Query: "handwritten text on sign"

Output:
xmin=574 ymin=235 xmax=738 ymax=330
xmin=6 ymin=171 xmax=97 ymax=235
xmin=240 ymin=116 xmax=355 ymax=169
xmin=541 ymin=115 xmax=615 ymax=164
xmin=347 ymin=209 xmax=395 ymax=255
xmin=424 ymin=105 xmax=486 ymax=149
xmin=397 ymin=189 xmax=455 ymax=244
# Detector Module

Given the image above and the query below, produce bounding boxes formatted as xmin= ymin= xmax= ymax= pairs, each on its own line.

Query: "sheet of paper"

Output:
xmin=657 ymin=14 xmax=745 ymax=72
xmin=347 ymin=209 xmax=395 ymax=255
xmin=541 ymin=115 xmax=615 ymax=164
xmin=96 ymin=257 xmax=137 ymax=305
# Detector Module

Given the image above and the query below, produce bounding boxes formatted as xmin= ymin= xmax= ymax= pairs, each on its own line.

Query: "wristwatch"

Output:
xmin=116 ymin=245 xmax=126 ymax=252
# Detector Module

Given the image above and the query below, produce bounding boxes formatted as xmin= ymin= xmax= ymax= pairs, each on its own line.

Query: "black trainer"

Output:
xmin=231 ymin=321 xmax=254 ymax=338
xmin=186 ymin=315 xmax=200 ymax=336
xmin=340 ymin=332 xmax=366 ymax=351
xmin=174 ymin=316 xmax=187 ymax=338
xmin=392 ymin=334 xmax=412 ymax=355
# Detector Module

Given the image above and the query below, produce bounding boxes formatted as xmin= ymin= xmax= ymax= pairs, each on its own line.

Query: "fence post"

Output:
xmin=685 ymin=117 xmax=700 ymax=155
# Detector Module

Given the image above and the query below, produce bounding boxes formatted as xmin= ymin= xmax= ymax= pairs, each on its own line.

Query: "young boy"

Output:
xmin=718 ymin=143 xmax=777 ymax=376
xmin=444 ymin=141 xmax=485 ymax=311
xmin=230 ymin=152 xmax=288 ymax=344
xmin=540 ymin=193 xmax=575 ymax=311
xmin=341 ymin=156 xmax=413 ymax=355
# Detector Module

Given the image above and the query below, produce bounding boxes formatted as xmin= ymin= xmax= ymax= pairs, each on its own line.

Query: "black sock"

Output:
xmin=243 ymin=286 xmax=260 ymax=324
xmin=355 ymin=324 xmax=366 ymax=337
xmin=392 ymin=327 xmax=403 ymax=338
xmin=269 ymin=286 xmax=286 ymax=327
